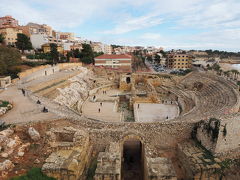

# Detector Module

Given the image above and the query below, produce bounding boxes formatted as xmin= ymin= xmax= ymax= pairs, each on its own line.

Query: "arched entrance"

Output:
xmin=126 ymin=77 xmax=131 ymax=84
xmin=121 ymin=135 xmax=145 ymax=180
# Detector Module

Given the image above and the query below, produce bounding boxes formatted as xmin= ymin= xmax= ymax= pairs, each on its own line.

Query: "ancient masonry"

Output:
xmin=2 ymin=64 xmax=240 ymax=180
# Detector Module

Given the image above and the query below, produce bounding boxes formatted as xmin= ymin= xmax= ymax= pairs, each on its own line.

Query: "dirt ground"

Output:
xmin=2 ymin=119 xmax=74 ymax=179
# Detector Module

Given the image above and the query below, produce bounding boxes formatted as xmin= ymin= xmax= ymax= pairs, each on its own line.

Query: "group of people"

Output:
xmin=21 ymin=88 xmax=49 ymax=113
xmin=98 ymin=102 xmax=103 ymax=113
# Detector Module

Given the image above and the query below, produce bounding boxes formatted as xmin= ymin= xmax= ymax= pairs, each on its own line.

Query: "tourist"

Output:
xmin=100 ymin=102 xmax=102 ymax=106
xmin=98 ymin=108 xmax=101 ymax=113
xmin=42 ymin=107 xmax=48 ymax=113
xmin=37 ymin=100 xmax=41 ymax=104
xmin=21 ymin=89 xmax=25 ymax=96
xmin=166 ymin=116 xmax=168 ymax=119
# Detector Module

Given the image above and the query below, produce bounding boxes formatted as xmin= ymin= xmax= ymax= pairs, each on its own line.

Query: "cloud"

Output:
xmin=0 ymin=0 xmax=239 ymax=51
xmin=103 ymin=14 xmax=163 ymax=34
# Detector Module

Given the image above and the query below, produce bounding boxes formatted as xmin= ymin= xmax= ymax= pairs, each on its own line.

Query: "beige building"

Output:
xmin=42 ymin=43 xmax=64 ymax=54
xmin=103 ymin=44 xmax=112 ymax=54
xmin=167 ymin=53 xmax=193 ymax=70
xmin=56 ymin=32 xmax=75 ymax=41
xmin=0 ymin=27 xmax=22 ymax=46
xmin=91 ymin=42 xmax=103 ymax=53
xmin=20 ymin=23 xmax=53 ymax=37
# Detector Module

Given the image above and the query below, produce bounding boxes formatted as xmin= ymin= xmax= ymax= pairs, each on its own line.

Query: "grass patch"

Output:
xmin=0 ymin=100 xmax=9 ymax=107
xmin=10 ymin=168 xmax=55 ymax=180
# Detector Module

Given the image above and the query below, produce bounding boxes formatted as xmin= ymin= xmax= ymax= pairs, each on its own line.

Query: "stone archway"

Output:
xmin=120 ymin=134 xmax=146 ymax=180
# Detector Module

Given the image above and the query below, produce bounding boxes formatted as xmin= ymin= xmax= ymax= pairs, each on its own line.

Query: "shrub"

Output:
xmin=0 ymin=100 xmax=9 ymax=107
xmin=10 ymin=168 xmax=55 ymax=180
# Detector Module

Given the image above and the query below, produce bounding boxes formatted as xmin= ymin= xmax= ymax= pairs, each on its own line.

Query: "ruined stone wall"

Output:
xmin=215 ymin=115 xmax=240 ymax=155
xmin=88 ymin=122 xmax=194 ymax=152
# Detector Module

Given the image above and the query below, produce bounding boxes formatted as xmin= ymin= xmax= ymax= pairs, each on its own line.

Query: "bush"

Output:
xmin=0 ymin=100 xmax=9 ymax=107
xmin=10 ymin=168 xmax=55 ymax=180
xmin=22 ymin=61 xmax=48 ymax=67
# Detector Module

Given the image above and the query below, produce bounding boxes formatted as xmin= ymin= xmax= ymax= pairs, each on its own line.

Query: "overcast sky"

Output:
xmin=1 ymin=0 xmax=240 ymax=51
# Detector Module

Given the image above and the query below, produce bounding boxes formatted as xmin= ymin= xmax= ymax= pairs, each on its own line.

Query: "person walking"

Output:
xmin=21 ymin=89 xmax=25 ymax=96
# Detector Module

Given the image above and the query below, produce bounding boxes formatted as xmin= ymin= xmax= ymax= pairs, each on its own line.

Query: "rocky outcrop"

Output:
xmin=28 ymin=127 xmax=40 ymax=141
xmin=54 ymin=67 xmax=94 ymax=111
xmin=0 ymin=160 xmax=14 ymax=171
xmin=0 ymin=102 xmax=12 ymax=116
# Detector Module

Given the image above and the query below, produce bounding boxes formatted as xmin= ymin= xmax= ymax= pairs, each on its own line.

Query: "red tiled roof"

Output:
xmin=95 ymin=54 xmax=132 ymax=59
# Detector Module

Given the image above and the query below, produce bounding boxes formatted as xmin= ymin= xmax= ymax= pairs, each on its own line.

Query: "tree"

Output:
xmin=0 ymin=46 xmax=21 ymax=78
xmin=154 ymin=54 xmax=161 ymax=64
xmin=159 ymin=50 xmax=166 ymax=57
xmin=147 ymin=56 xmax=153 ymax=62
xmin=50 ymin=43 xmax=59 ymax=64
xmin=212 ymin=63 xmax=221 ymax=72
xmin=0 ymin=33 xmax=5 ymax=44
xmin=93 ymin=51 xmax=104 ymax=57
xmin=15 ymin=33 xmax=32 ymax=53
xmin=80 ymin=44 xmax=94 ymax=64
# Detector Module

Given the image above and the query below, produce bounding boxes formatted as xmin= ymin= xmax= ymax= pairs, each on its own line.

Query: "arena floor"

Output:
xmin=134 ymin=103 xmax=179 ymax=122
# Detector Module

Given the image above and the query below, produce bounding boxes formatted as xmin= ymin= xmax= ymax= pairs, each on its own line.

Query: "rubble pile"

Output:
xmin=0 ymin=127 xmax=40 ymax=178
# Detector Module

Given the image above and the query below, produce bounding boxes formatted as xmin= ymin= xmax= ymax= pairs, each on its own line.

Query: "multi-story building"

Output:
xmin=20 ymin=23 xmax=53 ymax=37
xmin=55 ymin=32 xmax=75 ymax=41
xmin=70 ymin=43 xmax=82 ymax=51
xmin=95 ymin=54 xmax=132 ymax=72
xmin=91 ymin=42 xmax=104 ymax=53
xmin=30 ymin=34 xmax=49 ymax=49
xmin=0 ymin=27 xmax=22 ymax=46
xmin=103 ymin=44 xmax=112 ymax=54
xmin=0 ymin=16 xmax=18 ymax=28
xmin=166 ymin=53 xmax=193 ymax=70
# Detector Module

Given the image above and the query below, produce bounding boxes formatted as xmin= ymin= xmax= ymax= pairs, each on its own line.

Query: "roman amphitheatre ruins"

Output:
xmin=1 ymin=63 xmax=240 ymax=180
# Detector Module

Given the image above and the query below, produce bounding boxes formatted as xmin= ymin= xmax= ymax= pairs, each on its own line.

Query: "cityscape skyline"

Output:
xmin=0 ymin=0 xmax=240 ymax=51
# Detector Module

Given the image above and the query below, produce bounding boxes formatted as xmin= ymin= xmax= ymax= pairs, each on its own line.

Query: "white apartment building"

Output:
xmin=30 ymin=34 xmax=49 ymax=49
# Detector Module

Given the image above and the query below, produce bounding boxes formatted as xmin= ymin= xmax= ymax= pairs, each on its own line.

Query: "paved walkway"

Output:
xmin=0 ymin=85 xmax=59 ymax=124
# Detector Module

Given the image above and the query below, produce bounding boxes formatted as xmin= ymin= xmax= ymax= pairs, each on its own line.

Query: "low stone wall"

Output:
xmin=18 ymin=63 xmax=83 ymax=81
xmin=19 ymin=65 xmax=59 ymax=82
xmin=58 ymin=62 xmax=82 ymax=70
